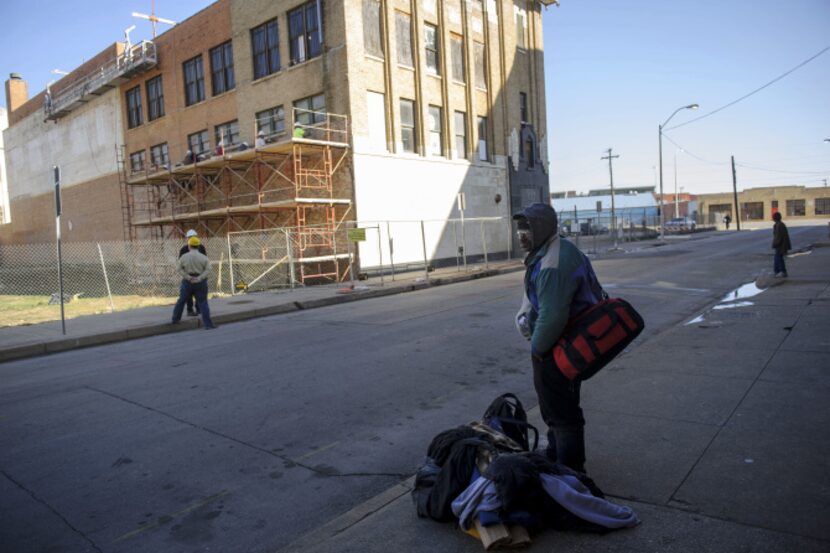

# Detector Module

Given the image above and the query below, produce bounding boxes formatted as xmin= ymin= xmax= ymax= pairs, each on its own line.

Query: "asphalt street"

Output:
xmin=1 ymin=225 xmax=826 ymax=553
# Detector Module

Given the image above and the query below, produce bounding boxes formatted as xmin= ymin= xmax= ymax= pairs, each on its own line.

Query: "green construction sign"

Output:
xmin=348 ymin=228 xmax=367 ymax=242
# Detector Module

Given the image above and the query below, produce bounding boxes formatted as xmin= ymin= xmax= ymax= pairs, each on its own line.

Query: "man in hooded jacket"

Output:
xmin=514 ymin=203 xmax=605 ymax=473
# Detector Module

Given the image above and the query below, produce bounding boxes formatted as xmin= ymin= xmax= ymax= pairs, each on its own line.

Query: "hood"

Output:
xmin=513 ymin=203 xmax=558 ymax=252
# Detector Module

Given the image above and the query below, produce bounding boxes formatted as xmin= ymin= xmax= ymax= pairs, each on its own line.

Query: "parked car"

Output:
xmin=663 ymin=217 xmax=697 ymax=232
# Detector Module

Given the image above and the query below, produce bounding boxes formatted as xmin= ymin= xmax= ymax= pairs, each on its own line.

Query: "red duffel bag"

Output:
xmin=553 ymin=298 xmax=644 ymax=381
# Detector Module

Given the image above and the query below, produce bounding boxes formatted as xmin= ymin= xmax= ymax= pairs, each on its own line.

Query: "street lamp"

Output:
xmin=658 ymin=103 xmax=698 ymax=241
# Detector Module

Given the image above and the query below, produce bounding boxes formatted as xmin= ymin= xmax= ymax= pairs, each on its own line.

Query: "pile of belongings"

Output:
xmin=412 ymin=393 xmax=639 ymax=550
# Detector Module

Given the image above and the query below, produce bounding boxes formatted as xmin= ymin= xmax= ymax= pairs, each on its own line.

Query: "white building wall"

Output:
xmin=0 ymin=107 xmax=8 ymax=223
xmin=352 ymin=152 xmax=511 ymax=268
xmin=4 ymin=91 xmax=122 ymax=202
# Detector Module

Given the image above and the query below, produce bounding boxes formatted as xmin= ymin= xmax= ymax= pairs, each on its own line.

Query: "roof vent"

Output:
xmin=9 ymin=73 xmax=23 ymax=80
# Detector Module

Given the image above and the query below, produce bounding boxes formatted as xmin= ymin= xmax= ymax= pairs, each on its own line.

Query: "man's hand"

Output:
xmin=190 ymin=276 xmax=200 ymax=283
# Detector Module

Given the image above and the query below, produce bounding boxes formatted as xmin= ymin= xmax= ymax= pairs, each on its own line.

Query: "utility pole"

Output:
xmin=731 ymin=156 xmax=741 ymax=231
xmin=601 ymin=148 xmax=620 ymax=249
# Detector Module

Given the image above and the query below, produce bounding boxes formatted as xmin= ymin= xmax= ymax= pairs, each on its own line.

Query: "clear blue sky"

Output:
xmin=2 ymin=1 xmax=828 ymax=196
xmin=543 ymin=0 xmax=830 ymax=195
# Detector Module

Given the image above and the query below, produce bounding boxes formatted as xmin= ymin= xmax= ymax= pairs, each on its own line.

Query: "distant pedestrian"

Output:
xmin=172 ymin=236 xmax=216 ymax=329
xmin=723 ymin=214 xmax=731 ymax=230
xmin=255 ymin=131 xmax=266 ymax=148
xmin=771 ymin=212 xmax=791 ymax=278
xmin=180 ymin=230 xmax=207 ymax=316
xmin=514 ymin=203 xmax=605 ymax=473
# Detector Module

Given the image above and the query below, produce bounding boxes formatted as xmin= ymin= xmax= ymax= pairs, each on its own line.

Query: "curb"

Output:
xmin=0 ymin=265 xmax=524 ymax=364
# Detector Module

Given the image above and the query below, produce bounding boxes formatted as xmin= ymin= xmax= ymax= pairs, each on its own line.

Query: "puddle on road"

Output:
xmin=686 ymin=281 xmax=767 ymax=325
xmin=720 ymin=282 xmax=764 ymax=303
xmin=712 ymin=301 xmax=754 ymax=310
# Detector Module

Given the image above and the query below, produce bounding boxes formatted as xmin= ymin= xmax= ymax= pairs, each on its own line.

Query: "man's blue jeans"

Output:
xmin=773 ymin=253 xmax=787 ymax=275
xmin=172 ymin=279 xmax=215 ymax=328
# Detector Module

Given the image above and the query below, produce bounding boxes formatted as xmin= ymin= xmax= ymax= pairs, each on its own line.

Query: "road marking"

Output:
xmin=113 ymin=489 xmax=229 ymax=543
xmin=291 ymin=441 xmax=340 ymax=463
xmin=606 ymin=282 xmax=710 ymax=294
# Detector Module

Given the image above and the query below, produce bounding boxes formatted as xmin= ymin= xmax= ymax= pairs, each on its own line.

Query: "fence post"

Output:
xmin=461 ymin=215 xmax=468 ymax=271
xmin=285 ymin=229 xmax=295 ymax=289
xmin=217 ymin=251 xmax=224 ymax=292
xmin=387 ymin=220 xmax=395 ymax=281
xmin=480 ymin=219 xmax=489 ymax=268
xmin=376 ymin=225 xmax=384 ymax=286
xmin=97 ymin=243 xmax=115 ymax=313
xmin=227 ymin=234 xmax=236 ymax=295
xmin=420 ymin=220 xmax=430 ymax=283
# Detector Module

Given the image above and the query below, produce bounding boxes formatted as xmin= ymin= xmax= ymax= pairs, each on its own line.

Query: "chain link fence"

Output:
xmin=1 ymin=212 xmax=686 ymax=326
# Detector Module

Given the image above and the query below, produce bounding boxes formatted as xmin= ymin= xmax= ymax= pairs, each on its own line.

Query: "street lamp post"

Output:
xmin=658 ymin=103 xmax=698 ymax=241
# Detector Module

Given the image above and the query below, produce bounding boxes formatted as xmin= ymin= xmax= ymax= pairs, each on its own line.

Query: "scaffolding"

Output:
xmin=45 ymin=41 xmax=158 ymax=121
xmin=120 ymin=109 xmax=352 ymax=285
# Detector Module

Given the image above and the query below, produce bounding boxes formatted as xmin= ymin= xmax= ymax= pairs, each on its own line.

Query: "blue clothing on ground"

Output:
xmin=539 ymin=473 xmax=639 ymax=528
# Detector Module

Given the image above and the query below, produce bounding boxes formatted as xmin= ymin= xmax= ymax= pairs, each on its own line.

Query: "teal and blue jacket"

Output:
xmin=516 ymin=234 xmax=605 ymax=356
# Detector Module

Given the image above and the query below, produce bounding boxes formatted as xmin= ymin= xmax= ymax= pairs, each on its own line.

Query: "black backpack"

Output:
xmin=482 ymin=393 xmax=538 ymax=452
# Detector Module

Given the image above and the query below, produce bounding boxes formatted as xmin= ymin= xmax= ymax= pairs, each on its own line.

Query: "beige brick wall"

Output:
xmin=0 ymin=173 xmax=122 ymax=244
xmin=231 ymin=0 xmax=350 ymax=143
xmin=120 ymin=0 xmax=238 ymax=165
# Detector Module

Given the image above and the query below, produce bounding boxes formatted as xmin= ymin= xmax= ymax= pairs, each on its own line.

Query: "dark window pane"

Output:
xmin=395 ymin=12 xmax=413 ymax=67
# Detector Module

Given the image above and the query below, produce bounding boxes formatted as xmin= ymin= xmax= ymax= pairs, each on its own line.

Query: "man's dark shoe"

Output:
xmin=171 ymin=319 xmax=180 ymax=324
xmin=187 ymin=310 xmax=198 ymax=316
xmin=205 ymin=325 xmax=217 ymax=330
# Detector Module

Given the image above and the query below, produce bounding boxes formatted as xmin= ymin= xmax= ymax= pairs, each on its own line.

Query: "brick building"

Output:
xmin=698 ymin=185 xmax=830 ymax=224
xmin=2 ymin=0 xmax=552 ymax=279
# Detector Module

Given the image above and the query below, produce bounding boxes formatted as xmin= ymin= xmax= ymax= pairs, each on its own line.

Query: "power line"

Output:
xmin=665 ymin=44 xmax=830 ymax=131
xmin=661 ymin=134 xmax=729 ymax=165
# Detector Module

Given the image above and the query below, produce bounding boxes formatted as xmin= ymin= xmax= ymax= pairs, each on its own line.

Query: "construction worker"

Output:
xmin=179 ymin=230 xmax=207 ymax=316
xmin=172 ymin=236 xmax=216 ymax=329
xmin=293 ymin=121 xmax=306 ymax=139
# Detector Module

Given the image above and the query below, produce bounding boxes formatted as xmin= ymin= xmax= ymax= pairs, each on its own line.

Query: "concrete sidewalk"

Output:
xmin=277 ymin=243 xmax=830 ymax=553
xmin=0 ymin=260 xmax=526 ymax=363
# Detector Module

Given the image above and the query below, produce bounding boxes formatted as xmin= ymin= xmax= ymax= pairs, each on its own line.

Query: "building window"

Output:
xmin=289 ymin=0 xmax=322 ymax=65
xmin=363 ymin=0 xmax=383 ymax=58
xmin=395 ymin=11 xmax=413 ymax=67
xmin=709 ymin=203 xmax=732 ymax=216
xmin=183 ymin=55 xmax=205 ymax=106
xmin=367 ymin=91 xmax=387 ymax=151
xmin=515 ymin=7 xmax=526 ymax=50
xmin=474 ymin=41 xmax=487 ymax=89
xmin=477 ymin=116 xmax=489 ymax=161
xmin=450 ymin=34 xmax=465 ymax=84
xmin=424 ymin=23 xmax=440 ymax=76
xmin=126 ymin=86 xmax=143 ymax=129
xmin=428 ymin=105 xmax=443 ymax=156
xmin=188 ymin=129 xmax=210 ymax=157
xmin=215 ymin=120 xmax=240 ymax=148
xmin=786 ymin=199 xmax=806 ymax=216
xmin=519 ymin=92 xmax=528 ymax=123
xmin=150 ymin=143 xmax=169 ymax=169
xmin=294 ymin=93 xmax=326 ymax=125
xmin=454 ymin=111 xmax=467 ymax=159
xmin=524 ymin=137 xmax=535 ymax=168
xmin=815 ymin=198 xmax=830 ymax=215
xmin=130 ymin=150 xmax=145 ymax=173
xmin=256 ymin=105 xmax=286 ymax=138
xmin=145 ymin=76 xmax=164 ymax=121
xmin=400 ymin=99 xmax=417 ymax=153
xmin=741 ymin=202 xmax=764 ymax=220
xmin=210 ymin=41 xmax=235 ymax=96
xmin=252 ymin=18 xmax=281 ymax=79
